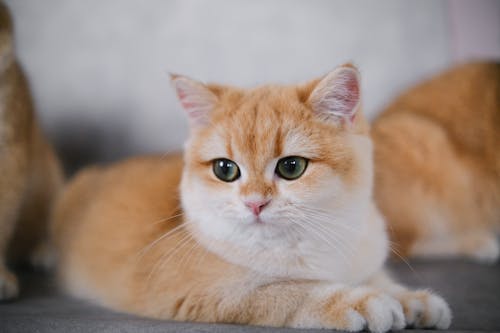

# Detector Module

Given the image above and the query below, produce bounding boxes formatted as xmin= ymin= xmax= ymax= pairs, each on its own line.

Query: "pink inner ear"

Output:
xmin=176 ymin=88 xmax=198 ymax=116
xmin=332 ymin=70 xmax=360 ymax=118
xmin=309 ymin=67 xmax=361 ymax=123
xmin=344 ymin=74 xmax=360 ymax=108
xmin=173 ymin=77 xmax=217 ymax=126
xmin=177 ymin=89 xmax=186 ymax=99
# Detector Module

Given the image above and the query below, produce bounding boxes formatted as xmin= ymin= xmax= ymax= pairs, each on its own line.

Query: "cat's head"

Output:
xmin=173 ymin=64 xmax=375 ymax=278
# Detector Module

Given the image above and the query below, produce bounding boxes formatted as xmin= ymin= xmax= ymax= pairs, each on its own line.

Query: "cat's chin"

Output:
xmin=237 ymin=212 xmax=286 ymax=228
xmin=253 ymin=216 xmax=264 ymax=224
xmin=239 ymin=215 xmax=265 ymax=225
xmin=246 ymin=215 xmax=275 ymax=226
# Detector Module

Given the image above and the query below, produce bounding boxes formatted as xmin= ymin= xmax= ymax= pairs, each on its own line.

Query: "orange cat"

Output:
xmin=0 ymin=2 xmax=63 ymax=300
xmin=52 ymin=64 xmax=451 ymax=332
xmin=373 ymin=62 xmax=500 ymax=262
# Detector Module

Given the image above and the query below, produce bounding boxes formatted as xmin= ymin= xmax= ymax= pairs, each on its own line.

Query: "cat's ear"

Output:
xmin=307 ymin=64 xmax=361 ymax=125
xmin=171 ymin=74 xmax=218 ymax=127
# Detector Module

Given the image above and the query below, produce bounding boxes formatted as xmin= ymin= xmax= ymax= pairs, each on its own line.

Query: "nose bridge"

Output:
xmin=237 ymin=117 xmax=277 ymax=198
xmin=240 ymin=171 xmax=274 ymax=198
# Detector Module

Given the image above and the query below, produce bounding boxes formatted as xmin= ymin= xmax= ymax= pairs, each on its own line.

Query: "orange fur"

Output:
xmin=52 ymin=65 xmax=451 ymax=331
xmin=373 ymin=62 xmax=500 ymax=262
xmin=0 ymin=2 xmax=63 ymax=299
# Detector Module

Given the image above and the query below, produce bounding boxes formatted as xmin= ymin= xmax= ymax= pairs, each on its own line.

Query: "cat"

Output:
xmin=0 ymin=2 xmax=63 ymax=300
xmin=373 ymin=62 xmax=500 ymax=263
xmin=51 ymin=64 xmax=451 ymax=332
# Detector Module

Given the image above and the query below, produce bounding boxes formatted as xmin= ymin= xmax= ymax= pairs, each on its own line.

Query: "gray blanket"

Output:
xmin=1 ymin=260 xmax=499 ymax=332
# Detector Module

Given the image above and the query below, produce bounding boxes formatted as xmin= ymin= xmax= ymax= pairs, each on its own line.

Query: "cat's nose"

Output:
xmin=244 ymin=199 xmax=270 ymax=216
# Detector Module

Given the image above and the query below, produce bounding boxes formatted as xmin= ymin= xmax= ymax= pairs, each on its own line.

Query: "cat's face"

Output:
xmin=174 ymin=65 xmax=374 ymax=278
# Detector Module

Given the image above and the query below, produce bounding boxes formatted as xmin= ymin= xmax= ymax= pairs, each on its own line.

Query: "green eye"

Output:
xmin=213 ymin=158 xmax=240 ymax=182
xmin=275 ymin=156 xmax=308 ymax=180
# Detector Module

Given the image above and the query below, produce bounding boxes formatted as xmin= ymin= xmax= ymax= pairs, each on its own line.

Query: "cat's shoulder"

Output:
xmin=55 ymin=153 xmax=184 ymax=226
xmin=69 ymin=153 xmax=184 ymax=189
xmin=102 ymin=153 xmax=184 ymax=175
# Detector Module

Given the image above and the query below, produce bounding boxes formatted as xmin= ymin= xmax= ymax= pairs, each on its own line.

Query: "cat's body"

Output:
xmin=0 ymin=3 xmax=63 ymax=299
xmin=373 ymin=62 xmax=500 ymax=262
xmin=53 ymin=65 xmax=451 ymax=332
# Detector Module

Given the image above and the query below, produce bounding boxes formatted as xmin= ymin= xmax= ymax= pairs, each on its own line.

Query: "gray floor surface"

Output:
xmin=1 ymin=260 xmax=499 ymax=333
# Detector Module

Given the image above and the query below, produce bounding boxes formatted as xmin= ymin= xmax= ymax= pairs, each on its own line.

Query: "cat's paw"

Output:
xmin=396 ymin=290 xmax=451 ymax=329
xmin=0 ymin=268 xmax=18 ymax=300
xmin=319 ymin=287 xmax=405 ymax=333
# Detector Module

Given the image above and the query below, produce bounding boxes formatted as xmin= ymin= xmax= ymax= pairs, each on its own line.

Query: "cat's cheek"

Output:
xmin=181 ymin=170 xmax=246 ymax=241
xmin=277 ymin=164 xmax=343 ymax=204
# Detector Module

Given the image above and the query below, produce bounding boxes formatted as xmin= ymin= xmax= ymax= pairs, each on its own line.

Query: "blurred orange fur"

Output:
xmin=0 ymin=2 xmax=63 ymax=300
xmin=373 ymin=62 xmax=500 ymax=262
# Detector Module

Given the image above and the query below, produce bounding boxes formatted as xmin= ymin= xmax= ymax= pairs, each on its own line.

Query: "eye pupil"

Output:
xmin=282 ymin=159 xmax=297 ymax=173
xmin=213 ymin=158 xmax=240 ymax=182
xmin=276 ymin=156 xmax=308 ymax=180
xmin=218 ymin=160 xmax=230 ymax=175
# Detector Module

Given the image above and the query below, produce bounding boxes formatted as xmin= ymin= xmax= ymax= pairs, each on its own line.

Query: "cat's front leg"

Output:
xmin=368 ymin=270 xmax=452 ymax=329
xmin=0 ymin=169 xmax=23 ymax=300
xmin=291 ymin=284 xmax=405 ymax=333
xmin=173 ymin=279 xmax=403 ymax=332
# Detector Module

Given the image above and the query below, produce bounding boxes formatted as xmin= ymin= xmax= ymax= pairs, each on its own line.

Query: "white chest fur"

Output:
xmin=189 ymin=203 xmax=389 ymax=285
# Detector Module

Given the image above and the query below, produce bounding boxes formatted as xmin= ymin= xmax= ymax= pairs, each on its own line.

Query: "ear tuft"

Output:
xmin=170 ymin=74 xmax=218 ymax=127
xmin=308 ymin=65 xmax=361 ymax=124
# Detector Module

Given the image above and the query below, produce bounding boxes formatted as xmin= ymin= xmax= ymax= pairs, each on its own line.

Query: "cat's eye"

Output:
xmin=275 ymin=156 xmax=308 ymax=180
xmin=213 ymin=158 xmax=240 ymax=182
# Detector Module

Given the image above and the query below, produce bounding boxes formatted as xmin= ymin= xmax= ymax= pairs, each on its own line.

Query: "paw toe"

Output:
xmin=344 ymin=309 xmax=366 ymax=332
xmin=428 ymin=294 xmax=452 ymax=329
xmin=399 ymin=290 xmax=452 ymax=329
xmin=364 ymin=295 xmax=404 ymax=333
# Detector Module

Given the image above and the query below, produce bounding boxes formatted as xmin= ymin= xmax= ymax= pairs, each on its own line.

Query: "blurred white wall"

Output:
xmin=3 ymin=0 xmax=499 ymax=170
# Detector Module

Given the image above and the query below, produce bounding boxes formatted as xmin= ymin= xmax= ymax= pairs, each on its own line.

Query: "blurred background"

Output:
xmin=4 ymin=0 xmax=500 ymax=174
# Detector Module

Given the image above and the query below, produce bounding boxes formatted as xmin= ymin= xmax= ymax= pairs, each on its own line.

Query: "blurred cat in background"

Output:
xmin=52 ymin=64 xmax=451 ymax=332
xmin=0 ymin=2 xmax=63 ymax=299
xmin=373 ymin=62 xmax=500 ymax=263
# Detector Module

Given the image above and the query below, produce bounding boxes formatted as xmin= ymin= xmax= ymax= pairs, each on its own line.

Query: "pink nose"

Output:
xmin=245 ymin=200 xmax=270 ymax=216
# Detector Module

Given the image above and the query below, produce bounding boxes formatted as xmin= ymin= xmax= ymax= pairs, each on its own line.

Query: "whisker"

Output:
xmin=388 ymin=243 xmax=423 ymax=282
xmin=296 ymin=212 xmax=356 ymax=254
xmin=136 ymin=221 xmax=193 ymax=262
xmin=287 ymin=217 xmax=352 ymax=266
xmin=150 ymin=212 xmax=184 ymax=226
xmin=298 ymin=206 xmax=358 ymax=232
xmin=146 ymin=231 xmax=194 ymax=284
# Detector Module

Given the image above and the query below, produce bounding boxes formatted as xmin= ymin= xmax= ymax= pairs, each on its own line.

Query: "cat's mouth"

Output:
xmin=244 ymin=215 xmax=269 ymax=226
xmin=249 ymin=215 xmax=281 ymax=227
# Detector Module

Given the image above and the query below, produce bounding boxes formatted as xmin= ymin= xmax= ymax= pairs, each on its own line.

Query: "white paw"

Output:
xmin=398 ymin=290 xmax=452 ymax=329
xmin=360 ymin=293 xmax=406 ymax=333
xmin=319 ymin=287 xmax=405 ymax=333
xmin=342 ymin=309 xmax=366 ymax=332
xmin=470 ymin=236 xmax=499 ymax=264
xmin=0 ymin=268 xmax=18 ymax=300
